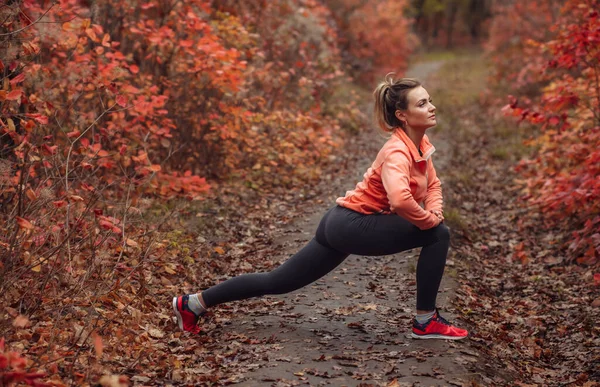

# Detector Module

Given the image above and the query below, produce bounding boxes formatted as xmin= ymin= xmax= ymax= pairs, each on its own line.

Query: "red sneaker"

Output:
xmin=172 ymin=295 xmax=201 ymax=334
xmin=411 ymin=309 xmax=468 ymax=340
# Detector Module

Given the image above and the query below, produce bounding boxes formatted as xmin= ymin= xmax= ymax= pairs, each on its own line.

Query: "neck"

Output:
xmin=404 ymin=126 xmax=425 ymax=153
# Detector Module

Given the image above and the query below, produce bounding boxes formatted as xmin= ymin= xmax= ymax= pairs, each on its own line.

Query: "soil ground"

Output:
xmin=194 ymin=61 xmax=483 ymax=387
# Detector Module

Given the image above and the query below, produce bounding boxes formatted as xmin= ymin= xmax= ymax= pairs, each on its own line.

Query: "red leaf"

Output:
xmin=9 ymin=73 xmax=25 ymax=85
xmin=116 ymin=95 xmax=127 ymax=107
xmin=42 ymin=144 xmax=58 ymax=155
xmin=98 ymin=219 xmax=113 ymax=230
xmin=67 ymin=129 xmax=81 ymax=138
xmin=26 ymin=113 xmax=48 ymax=125
xmin=548 ymin=116 xmax=560 ymax=126
xmin=81 ymin=183 xmax=95 ymax=192
xmin=53 ymin=200 xmax=67 ymax=208
xmin=6 ymin=89 xmax=22 ymax=101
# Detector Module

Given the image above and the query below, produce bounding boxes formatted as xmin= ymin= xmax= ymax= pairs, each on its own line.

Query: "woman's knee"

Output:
xmin=438 ymin=223 xmax=450 ymax=240
xmin=431 ymin=223 xmax=450 ymax=243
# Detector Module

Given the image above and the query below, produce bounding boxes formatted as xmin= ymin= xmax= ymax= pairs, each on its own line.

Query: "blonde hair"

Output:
xmin=373 ymin=74 xmax=421 ymax=132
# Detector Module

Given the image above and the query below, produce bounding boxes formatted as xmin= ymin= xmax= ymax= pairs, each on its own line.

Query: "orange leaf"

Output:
xmin=125 ymin=238 xmax=138 ymax=247
xmin=93 ymin=333 xmax=103 ymax=357
xmin=16 ymin=216 xmax=34 ymax=230
xmin=214 ymin=247 xmax=225 ymax=255
xmin=85 ymin=28 xmax=98 ymax=42
xmin=148 ymin=164 xmax=161 ymax=172
xmin=62 ymin=21 xmax=75 ymax=31
xmin=13 ymin=315 xmax=30 ymax=328
xmin=102 ymin=33 xmax=111 ymax=47
xmin=25 ymin=188 xmax=37 ymax=201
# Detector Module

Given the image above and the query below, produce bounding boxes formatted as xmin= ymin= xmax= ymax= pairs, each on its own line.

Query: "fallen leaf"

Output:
xmin=93 ymin=333 xmax=103 ymax=357
xmin=13 ymin=315 xmax=30 ymax=328
xmin=16 ymin=216 xmax=34 ymax=230
xmin=125 ymin=238 xmax=138 ymax=248
xmin=164 ymin=265 xmax=176 ymax=274
xmin=148 ymin=327 xmax=165 ymax=339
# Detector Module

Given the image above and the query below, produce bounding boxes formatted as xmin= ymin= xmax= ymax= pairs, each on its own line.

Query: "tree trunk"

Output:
xmin=446 ymin=1 xmax=458 ymax=48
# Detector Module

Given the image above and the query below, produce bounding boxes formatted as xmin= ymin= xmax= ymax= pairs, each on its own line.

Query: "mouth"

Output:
xmin=429 ymin=115 xmax=436 ymax=119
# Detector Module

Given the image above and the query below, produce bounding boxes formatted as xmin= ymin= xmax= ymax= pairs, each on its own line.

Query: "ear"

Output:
xmin=395 ymin=110 xmax=406 ymax=122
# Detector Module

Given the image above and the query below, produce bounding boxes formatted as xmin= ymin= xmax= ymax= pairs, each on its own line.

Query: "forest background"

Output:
xmin=1 ymin=0 xmax=599 ymax=385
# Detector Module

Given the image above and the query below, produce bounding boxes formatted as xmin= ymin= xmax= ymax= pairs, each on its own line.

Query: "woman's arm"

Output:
xmin=424 ymin=158 xmax=443 ymax=213
xmin=381 ymin=150 xmax=441 ymax=230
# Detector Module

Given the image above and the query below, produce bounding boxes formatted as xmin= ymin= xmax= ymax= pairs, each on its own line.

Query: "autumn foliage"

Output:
xmin=0 ymin=0 xmax=362 ymax=279
xmin=324 ymin=0 xmax=414 ymax=83
xmin=0 ymin=0 xmax=417 ymax=383
xmin=488 ymin=0 xmax=600 ymax=265
xmin=0 ymin=338 xmax=50 ymax=386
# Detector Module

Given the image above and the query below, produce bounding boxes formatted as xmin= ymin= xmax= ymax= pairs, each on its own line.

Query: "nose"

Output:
xmin=429 ymin=103 xmax=436 ymax=112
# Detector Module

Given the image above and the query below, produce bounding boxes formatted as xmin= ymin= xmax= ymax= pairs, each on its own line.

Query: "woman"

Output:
xmin=173 ymin=75 xmax=468 ymax=340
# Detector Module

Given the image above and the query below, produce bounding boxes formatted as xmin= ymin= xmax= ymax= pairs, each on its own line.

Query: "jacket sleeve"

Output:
xmin=423 ymin=158 xmax=443 ymax=212
xmin=381 ymin=149 xmax=440 ymax=230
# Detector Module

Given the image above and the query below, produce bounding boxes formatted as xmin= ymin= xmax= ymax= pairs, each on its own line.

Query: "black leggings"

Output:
xmin=202 ymin=205 xmax=450 ymax=311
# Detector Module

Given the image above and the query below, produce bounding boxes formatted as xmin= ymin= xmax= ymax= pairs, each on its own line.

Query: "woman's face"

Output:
xmin=397 ymin=86 xmax=437 ymax=130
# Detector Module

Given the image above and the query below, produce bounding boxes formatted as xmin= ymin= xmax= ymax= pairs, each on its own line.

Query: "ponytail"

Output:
xmin=373 ymin=73 xmax=421 ymax=132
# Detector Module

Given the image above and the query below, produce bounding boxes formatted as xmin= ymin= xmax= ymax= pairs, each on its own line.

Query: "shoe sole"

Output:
xmin=172 ymin=297 xmax=184 ymax=331
xmin=411 ymin=333 xmax=468 ymax=340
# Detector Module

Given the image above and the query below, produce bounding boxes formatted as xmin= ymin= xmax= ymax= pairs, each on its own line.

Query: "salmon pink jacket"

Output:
xmin=336 ymin=128 xmax=443 ymax=230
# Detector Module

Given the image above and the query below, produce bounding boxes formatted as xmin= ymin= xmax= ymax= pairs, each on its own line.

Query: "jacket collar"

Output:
xmin=393 ymin=128 xmax=436 ymax=162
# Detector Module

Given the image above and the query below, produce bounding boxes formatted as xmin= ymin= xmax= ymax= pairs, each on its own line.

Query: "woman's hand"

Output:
xmin=430 ymin=209 xmax=444 ymax=223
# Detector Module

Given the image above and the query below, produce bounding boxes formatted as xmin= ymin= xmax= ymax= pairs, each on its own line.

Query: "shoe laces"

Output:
xmin=434 ymin=309 xmax=452 ymax=326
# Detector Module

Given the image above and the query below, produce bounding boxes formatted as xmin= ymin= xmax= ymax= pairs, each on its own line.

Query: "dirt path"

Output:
xmin=199 ymin=61 xmax=480 ymax=386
